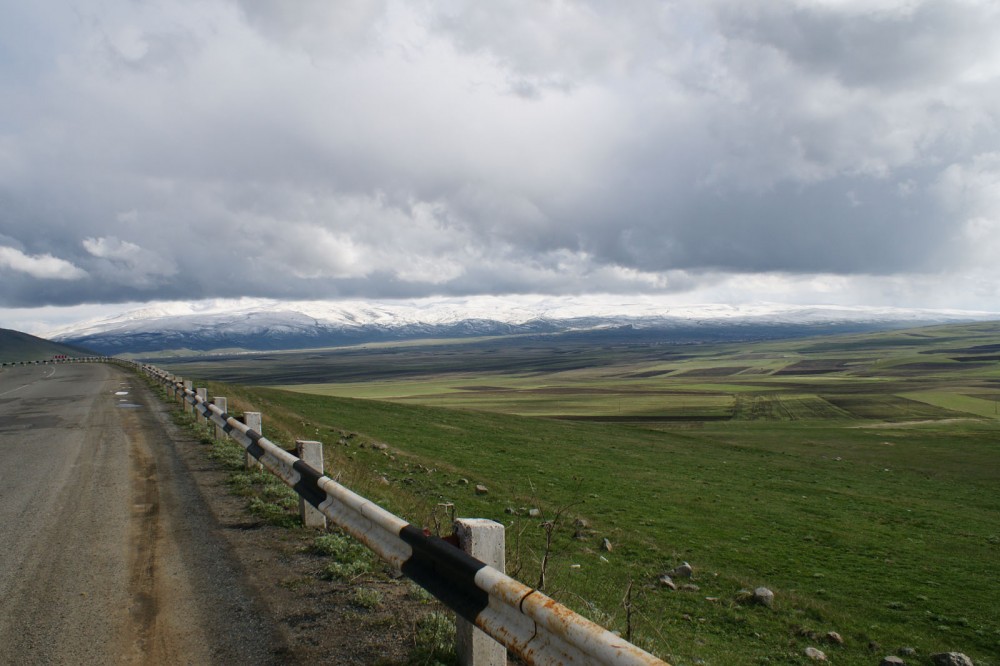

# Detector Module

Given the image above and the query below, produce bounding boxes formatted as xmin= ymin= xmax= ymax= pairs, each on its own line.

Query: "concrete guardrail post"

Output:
xmin=213 ymin=397 xmax=228 ymax=440
xmin=243 ymin=412 xmax=264 ymax=471
xmin=296 ymin=440 xmax=327 ymax=529
xmin=183 ymin=380 xmax=193 ymax=412
xmin=196 ymin=388 xmax=208 ymax=423
xmin=454 ymin=519 xmax=507 ymax=666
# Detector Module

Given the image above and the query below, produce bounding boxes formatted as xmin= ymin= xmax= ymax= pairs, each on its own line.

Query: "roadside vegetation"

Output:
xmin=157 ymin=322 xmax=1000 ymax=665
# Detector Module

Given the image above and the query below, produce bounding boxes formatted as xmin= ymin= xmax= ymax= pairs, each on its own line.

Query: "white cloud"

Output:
xmin=0 ymin=0 xmax=998 ymax=312
xmin=0 ymin=246 xmax=87 ymax=280
xmin=82 ymin=236 xmax=177 ymax=287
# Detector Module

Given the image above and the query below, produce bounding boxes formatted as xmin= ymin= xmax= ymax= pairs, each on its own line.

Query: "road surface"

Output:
xmin=0 ymin=362 xmax=286 ymax=664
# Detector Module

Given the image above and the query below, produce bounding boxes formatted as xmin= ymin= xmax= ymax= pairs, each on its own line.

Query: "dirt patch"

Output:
xmin=852 ymin=418 xmax=983 ymax=429
xmin=621 ymin=369 xmax=674 ymax=378
xmin=673 ymin=366 xmax=751 ymax=378
xmin=773 ymin=360 xmax=857 ymax=376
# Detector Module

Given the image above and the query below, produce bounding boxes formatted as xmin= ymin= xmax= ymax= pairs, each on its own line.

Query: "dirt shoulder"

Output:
xmin=143 ymin=377 xmax=453 ymax=665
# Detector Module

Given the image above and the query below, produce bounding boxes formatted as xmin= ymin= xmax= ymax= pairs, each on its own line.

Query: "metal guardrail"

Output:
xmin=121 ymin=359 xmax=669 ymax=666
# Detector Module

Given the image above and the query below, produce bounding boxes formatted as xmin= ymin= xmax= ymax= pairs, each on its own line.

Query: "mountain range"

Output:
xmin=47 ymin=296 xmax=1000 ymax=355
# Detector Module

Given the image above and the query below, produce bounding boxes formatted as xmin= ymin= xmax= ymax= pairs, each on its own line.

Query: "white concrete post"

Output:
xmin=244 ymin=412 xmax=264 ymax=471
xmin=296 ymin=440 xmax=327 ymax=529
xmin=196 ymin=388 xmax=208 ymax=423
xmin=183 ymin=380 xmax=193 ymax=412
xmin=213 ymin=397 xmax=227 ymax=440
xmin=454 ymin=519 xmax=507 ymax=666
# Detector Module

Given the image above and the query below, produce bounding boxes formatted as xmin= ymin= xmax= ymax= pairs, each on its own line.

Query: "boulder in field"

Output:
xmin=753 ymin=586 xmax=774 ymax=608
xmin=669 ymin=562 xmax=693 ymax=578
xmin=804 ymin=646 xmax=826 ymax=661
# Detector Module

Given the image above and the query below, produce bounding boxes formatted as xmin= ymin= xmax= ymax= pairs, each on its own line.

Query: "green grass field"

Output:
xmin=160 ymin=322 xmax=1000 ymax=665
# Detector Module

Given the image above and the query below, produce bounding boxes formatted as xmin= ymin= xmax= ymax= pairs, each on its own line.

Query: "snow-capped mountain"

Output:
xmin=49 ymin=295 xmax=999 ymax=355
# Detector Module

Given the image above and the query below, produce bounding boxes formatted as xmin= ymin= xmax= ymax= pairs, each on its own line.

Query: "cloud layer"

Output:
xmin=1 ymin=0 xmax=999 ymax=311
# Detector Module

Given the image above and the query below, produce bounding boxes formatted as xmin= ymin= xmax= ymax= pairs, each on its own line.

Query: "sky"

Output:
xmin=2 ymin=0 xmax=1000 ymax=334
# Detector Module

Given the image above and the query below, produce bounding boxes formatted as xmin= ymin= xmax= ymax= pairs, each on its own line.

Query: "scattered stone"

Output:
xmin=899 ymin=647 xmax=917 ymax=657
xmin=659 ymin=575 xmax=677 ymax=590
xmin=601 ymin=538 xmax=613 ymax=552
xmin=804 ymin=646 xmax=827 ymax=661
xmin=574 ymin=518 xmax=590 ymax=528
xmin=457 ymin=478 xmax=469 ymax=485
xmin=826 ymin=631 xmax=844 ymax=645
xmin=528 ymin=508 xmax=542 ymax=518
xmin=669 ymin=562 xmax=693 ymax=578
xmin=753 ymin=586 xmax=774 ymax=608
xmin=379 ymin=476 xmax=390 ymax=486
xmin=569 ymin=564 xmax=581 ymax=569
xmin=371 ymin=441 xmax=389 ymax=451
xmin=704 ymin=597 xmax=719 ymax=602
xmin=680 ymin=583 xmax=700 ymax=592
xmin=931 ymin=653 xmax=974 ymax=666
xmin=880 ymin=657 xmax=906 ymax=666
xmin=504 ymin=507 xmax=516 ymax=515
xmin=474 ymin=484 xmax=489 ymax=495
xmin=599 ymin=555 xmax=609 ymax=563
xmin=403 ymin=477 xmax=414 ymax=485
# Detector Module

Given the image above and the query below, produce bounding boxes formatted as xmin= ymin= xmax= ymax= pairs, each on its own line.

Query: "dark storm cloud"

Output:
xmin=1 ymin=0 xmax=998 ymax=311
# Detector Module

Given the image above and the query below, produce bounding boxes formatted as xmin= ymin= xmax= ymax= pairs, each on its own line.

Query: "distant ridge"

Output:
xmin=0 ymin=328 xmax=92 ymax=363
xmin=47 ymin=297 xmax=1000 ymax=356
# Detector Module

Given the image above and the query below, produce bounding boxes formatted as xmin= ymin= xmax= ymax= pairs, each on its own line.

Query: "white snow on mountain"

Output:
xmin=47 ymin=294 xmax=999 ymax=342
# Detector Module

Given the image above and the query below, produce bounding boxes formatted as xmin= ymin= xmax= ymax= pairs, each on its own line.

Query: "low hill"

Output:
xmin=0 ymin=328 xmax=92 ymax=363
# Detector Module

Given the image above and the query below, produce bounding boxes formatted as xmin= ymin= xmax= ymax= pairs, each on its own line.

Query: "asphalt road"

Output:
xmin=0 ymin=362 xmax=286 ymax=665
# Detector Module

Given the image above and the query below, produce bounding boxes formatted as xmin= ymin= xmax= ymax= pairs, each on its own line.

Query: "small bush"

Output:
xmin=409 ymin=612 xmax=456 ymax=666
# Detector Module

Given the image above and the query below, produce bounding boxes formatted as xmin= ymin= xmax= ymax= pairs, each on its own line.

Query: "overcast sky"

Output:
xmin=2 ymin=0 xmax=1000 ymax=332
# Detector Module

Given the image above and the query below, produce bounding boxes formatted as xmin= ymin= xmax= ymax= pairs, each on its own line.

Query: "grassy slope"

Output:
xmin=0 ymin=328 xmax=91 ymax=363
xmin=169 ymin=322 xmax=1000 ymax=665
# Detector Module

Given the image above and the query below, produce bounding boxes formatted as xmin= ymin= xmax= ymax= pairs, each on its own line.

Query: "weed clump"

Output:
xmin=248 ymin=497 xmax=298 ymax=528
xmin=409 ymin=612 xmax=456 ymax=665
xmin=351 ymin=587 xmax=384 ymax=610
xmin=314 ymin=532 xmax=376 ymax=581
